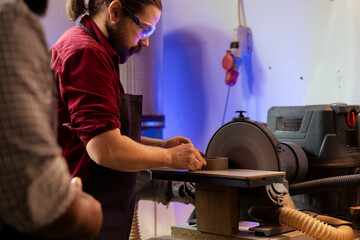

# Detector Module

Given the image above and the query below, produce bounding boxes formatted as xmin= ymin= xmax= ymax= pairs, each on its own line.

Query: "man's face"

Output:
xmin=106 ymin=4 xmax=161 ymax=64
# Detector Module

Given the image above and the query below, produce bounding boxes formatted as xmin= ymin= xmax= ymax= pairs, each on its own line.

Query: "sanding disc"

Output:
xmin=206 ymin=122 xmax=279 ymax=171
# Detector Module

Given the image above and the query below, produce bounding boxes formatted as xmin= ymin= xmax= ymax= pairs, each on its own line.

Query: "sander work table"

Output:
xmin=150 ymin=168 xmax=286 ymax=188
xmin=150 ymin=168 xmax=287 ymax=237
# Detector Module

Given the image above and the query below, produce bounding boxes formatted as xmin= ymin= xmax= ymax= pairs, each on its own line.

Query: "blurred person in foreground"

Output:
xmin=0 ymin=0 xmax=102 ymax=239
xmin=51 ymin=0 xmax=206 ymax=239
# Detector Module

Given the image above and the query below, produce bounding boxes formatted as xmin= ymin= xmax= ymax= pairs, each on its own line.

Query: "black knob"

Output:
xmin=236 ymin=110 xmax=247 ymax=118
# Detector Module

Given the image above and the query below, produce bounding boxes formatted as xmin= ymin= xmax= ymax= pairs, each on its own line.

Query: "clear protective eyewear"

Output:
xmin=105 ymin=1 xmax=156 ymax=39
xmin=122 ymin=5 xmax=156 ymax=39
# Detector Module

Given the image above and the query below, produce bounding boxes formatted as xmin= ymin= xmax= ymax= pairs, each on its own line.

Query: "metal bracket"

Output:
xmin=266 ymin=182 xmax=296 ymax=209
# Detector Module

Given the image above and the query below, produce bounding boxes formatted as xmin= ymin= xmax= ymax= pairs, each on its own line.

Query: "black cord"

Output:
xmin=221 ymin=85 xmax=231 ymax=125
xmin=184 ymin=182 xmax=196 ymax=199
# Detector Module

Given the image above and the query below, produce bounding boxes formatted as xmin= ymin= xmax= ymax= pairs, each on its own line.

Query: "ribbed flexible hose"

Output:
xmin=279 ymin=207 xmax=353 ymax=240
xmin=129 ymin=201 xmax=142 ymax=240
xmin=289 ymin=174 xmax=360 ymax=196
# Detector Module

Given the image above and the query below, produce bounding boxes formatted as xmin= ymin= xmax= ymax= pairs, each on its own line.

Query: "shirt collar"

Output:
xmin=80 ymin=15 xmax=120 ymax=65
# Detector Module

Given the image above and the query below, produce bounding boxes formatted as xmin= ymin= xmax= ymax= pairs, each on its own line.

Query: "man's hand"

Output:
xmin=30 ymin=177 xmax=103 ymax=240
xmin=168 ymin=143 xmax=207 ymax=170
xmin=162 ymin=136 xmax=191 ymax=148
xmin=162 ymin=136 xmax=207 ymax=161
xmin=69 ymin=177 xmax=103 ymax=239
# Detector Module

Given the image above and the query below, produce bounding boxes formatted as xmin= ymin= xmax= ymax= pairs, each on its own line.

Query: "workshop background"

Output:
xmin=41 ymin=0 xmax=360 ymax=238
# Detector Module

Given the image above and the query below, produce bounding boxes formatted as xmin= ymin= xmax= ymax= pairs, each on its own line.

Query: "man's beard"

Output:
xmin=24 ymin=0 xmax=48 ymax=16
xmin=106 ymin=21 xmax=142 ymax=64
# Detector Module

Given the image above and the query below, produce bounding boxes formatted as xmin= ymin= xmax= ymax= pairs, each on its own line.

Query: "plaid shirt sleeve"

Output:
xmin=0 ymin=0 xmax=74 ymax=233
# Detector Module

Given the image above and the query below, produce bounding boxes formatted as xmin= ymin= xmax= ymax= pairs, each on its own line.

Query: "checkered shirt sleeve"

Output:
xmin=0 ymin=0 xmax=74 ymax=233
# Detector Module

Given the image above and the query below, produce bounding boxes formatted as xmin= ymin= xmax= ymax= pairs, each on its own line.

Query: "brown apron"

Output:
xmin=83 ymin=93 xmax=143 ymax=240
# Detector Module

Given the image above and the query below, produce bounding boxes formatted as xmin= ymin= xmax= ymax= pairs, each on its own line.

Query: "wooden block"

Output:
xmin=196 ymin=183 xmax=238 ymax=236
xmin=202 ymin=157 xmax=229 ymax=170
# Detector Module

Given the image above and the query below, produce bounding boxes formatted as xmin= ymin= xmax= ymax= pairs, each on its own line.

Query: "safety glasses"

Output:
xmin=105 ymin=1 xmax=156 ymax=39
xmin=122 ymin=5 xmax=156 ymax=39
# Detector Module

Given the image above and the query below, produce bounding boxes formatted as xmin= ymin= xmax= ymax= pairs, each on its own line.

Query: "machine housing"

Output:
xmin=267 ymin=104 xmax=360 ymax=219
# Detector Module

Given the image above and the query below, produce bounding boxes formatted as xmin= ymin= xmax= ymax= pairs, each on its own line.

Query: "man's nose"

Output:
xmin=139 ymin=38 xmax=149 ymax=47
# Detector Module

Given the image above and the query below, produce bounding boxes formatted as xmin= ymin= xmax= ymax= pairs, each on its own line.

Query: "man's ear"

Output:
xmin=108 ymin=0 xmax=122 ymax=22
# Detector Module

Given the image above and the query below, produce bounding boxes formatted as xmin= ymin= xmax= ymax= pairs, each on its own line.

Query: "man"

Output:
xmin=0 ymin=0 xmax=103 ymax=239
xmin=51 ymin=0 xmax=206 ymax=239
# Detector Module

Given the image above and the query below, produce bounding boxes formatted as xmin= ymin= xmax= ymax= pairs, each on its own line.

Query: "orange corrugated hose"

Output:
xmin=279 ymin=207 xmax=353 ymax=240
xmin=129 ymin=201 xmax=142 ymax=240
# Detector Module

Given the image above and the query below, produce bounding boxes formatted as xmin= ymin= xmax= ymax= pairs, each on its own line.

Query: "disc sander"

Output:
xmin=206 ymin=121 xmax=279 ymax=171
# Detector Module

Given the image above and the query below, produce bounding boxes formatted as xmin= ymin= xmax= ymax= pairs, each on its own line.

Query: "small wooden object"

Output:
xmin=202 ymin=157 xmax=229 ymax=170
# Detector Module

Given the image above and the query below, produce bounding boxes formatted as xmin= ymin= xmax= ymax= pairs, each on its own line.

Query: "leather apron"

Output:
xmin=78 ymin=22 xmax=143 ymax=240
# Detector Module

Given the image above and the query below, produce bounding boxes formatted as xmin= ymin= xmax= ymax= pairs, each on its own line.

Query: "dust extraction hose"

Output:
xmin=289 ymin=174 xmax=360 ymax=196
xmin=129 ymin=201 xmax=142 ymax=240
xmin=279 ymin=207 xmax=353 ymax=240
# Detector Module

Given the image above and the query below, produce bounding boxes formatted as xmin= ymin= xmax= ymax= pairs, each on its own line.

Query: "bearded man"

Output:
xmin=51 ymin=0 xmax=206 ymax=239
